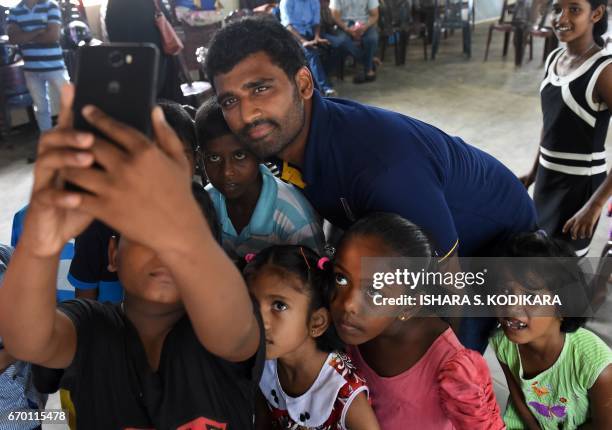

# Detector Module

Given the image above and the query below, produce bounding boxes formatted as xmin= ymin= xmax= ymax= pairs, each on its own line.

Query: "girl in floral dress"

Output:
xmin=246 ymin=245 xmax=380 ymax=430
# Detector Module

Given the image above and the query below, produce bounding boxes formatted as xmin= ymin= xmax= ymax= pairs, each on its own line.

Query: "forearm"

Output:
xmin=0 ymin=243 xmax=59 ymax=361
xmin=159 ymin=207 xmax=259 ymax=361
xmin=331 ymin=10 xmax=348 ymax=31
xmin=313 ymin=24 xmax=321 ymax=38
xmin=365 ymin=11 xmax=378 ymax=29
xmin=287 ymin=25 xmax=306 ymax=43
xmin=586 ymin=171 xmax=612 ymax=209
xmin=8 ymin=28 xmax=44 ymax=44
xmin=31 ymin=28 xmax=60 ymax=44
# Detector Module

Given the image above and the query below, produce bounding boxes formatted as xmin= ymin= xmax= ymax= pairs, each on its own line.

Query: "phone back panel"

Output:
xmin=73 ymin=44 xmax=159 ymax=138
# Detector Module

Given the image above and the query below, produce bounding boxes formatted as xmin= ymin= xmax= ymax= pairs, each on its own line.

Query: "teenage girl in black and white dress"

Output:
xmin=520 ymin=0 xmax=612 ymax=256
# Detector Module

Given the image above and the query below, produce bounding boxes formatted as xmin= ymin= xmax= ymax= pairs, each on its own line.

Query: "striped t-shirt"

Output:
xmin=206 ymin=164 xmax=325 ymax=261
xmin=8 ymin=0 xmax=65 ymax=72
xmin=490 ymin=328 xmax=612 ymax=429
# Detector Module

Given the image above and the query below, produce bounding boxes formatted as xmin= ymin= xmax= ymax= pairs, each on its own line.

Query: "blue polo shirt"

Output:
xmin=301 ymin=92 xmax=537 ymax=257
xmin=280 ymin=0 xmax=320 ymax=36
xmin=7 ymin=0 xmax=65 ymax=72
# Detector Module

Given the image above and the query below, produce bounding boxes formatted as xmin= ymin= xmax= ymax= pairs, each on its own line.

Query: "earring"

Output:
xmin=398 ymin=315 xmax=407 ymax=321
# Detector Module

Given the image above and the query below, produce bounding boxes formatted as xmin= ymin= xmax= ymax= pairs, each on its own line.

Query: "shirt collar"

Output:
xmin=302 ymin=90 xmax=331 ymax=187
xmin=248 ymin=164 xmax=277 ymax=235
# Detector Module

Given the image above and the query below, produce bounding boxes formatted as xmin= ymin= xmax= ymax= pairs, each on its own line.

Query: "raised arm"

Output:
xmin=0 ymin=86 xmax=95 ymax=369
xmin=60 ymin=99 xmax=260 ymax=362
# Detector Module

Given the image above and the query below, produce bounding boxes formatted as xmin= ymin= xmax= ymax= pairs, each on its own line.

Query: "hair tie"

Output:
xmin=300 ymin=247 xmax=311 ymax=269
xmin=245 ymin=253 xmax=257 ymax=263
xmin=317 ymin=257 xmax=330 ymax=270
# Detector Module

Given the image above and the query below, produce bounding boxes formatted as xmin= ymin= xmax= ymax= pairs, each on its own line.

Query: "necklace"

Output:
xmin=555 ymin=43 xmax=598 ymax=81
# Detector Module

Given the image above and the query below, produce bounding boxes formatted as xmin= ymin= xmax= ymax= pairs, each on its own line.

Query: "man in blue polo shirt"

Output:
xmin=205 ymin=18 xmax=537 ymax=351
xmin=280 ymin=0 xmax=336 ymax=96
xmin=8 ymin=0 xmax=69 ymax=160
xmin=206 ymin=17 xmax=536 ymax=258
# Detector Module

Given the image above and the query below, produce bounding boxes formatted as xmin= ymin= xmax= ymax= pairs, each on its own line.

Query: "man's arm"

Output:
xmin=331 ymin=8 xmax=350 ymax=33
xmin=364 ymin=7 xmax=378 ymax=31
xmin=7 ymin=23 xmax=45 ymax=45
xmin=31 ymin=22 xmax=62 ymax=44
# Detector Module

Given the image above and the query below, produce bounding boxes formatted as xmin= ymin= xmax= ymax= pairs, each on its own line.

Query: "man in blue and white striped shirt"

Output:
xmin=8 ymin=0 xmax=69 ymax=154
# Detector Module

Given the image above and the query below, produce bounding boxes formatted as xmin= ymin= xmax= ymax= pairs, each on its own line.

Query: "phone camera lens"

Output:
xmin=108 ymin=50 xmax=124 ymax=68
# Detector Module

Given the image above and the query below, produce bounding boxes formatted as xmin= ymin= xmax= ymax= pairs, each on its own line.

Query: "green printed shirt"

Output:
xmin=490 ymin=328 xmax=612 ymax=429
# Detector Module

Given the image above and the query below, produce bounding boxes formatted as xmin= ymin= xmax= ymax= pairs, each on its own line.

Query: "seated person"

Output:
xmin=0 ymin=86 xmax=263 ymax=429
xmin=67 ymin=100 xmax=201 ymax=302
xmin=195 ymin=99 xmax=325 ymax=261
xmin=280 ymin=0 xmax=336 ymax=96
xmin=0 ymin=245 xmax=47 ymax=430
xmin=326 ymin=0 xmax=379 ymax=83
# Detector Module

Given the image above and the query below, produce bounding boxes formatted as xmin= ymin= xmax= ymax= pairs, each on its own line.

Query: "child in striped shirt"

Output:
xmin=490 ymin=232 xmax=612 ymax=429
xmin=195 ymin=98 xmax=325 ymax=261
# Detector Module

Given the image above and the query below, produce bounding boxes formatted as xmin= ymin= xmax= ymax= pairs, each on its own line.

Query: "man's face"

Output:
xmin=213 ymin=52 xmax=306 ymax=160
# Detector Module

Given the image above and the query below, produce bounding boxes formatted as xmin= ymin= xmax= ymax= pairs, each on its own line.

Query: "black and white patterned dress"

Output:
xmin=534 ymin=47 xmax=612 ymax=256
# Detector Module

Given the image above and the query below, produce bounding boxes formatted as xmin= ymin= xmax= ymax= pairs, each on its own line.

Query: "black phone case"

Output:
xmin=72 ymin=43 xmax=159 ymax=138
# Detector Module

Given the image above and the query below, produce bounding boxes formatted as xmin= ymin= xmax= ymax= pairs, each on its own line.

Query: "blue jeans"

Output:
xmin=301 ymin=33 xmax=333 ymax=92
xmin=323 ymin=26 xmax=379 ymax=74
xmin=24 ymin=69 xmax=70 ymax=132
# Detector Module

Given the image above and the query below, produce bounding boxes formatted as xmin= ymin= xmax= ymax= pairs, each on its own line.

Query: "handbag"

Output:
xmin=153 ymin=0 xmax=184 ymax=55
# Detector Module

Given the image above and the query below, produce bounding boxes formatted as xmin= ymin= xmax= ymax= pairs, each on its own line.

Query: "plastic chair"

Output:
xmin=484 ymin=0 xmax=518 ymax=61
xmin=431 ymin=0 xmax=474 ymax=59
xmin=379 ymin=0 xmax=428 ymax=64
xmin=0 ymin=61 xmax=36 ymax=138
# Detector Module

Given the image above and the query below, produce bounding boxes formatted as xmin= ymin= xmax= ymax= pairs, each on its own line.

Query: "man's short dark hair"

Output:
xmin=158 ymin=100 xmax=198 ymax=162
xmin=195 ymin=98 xmax=232 ymax=147
xmin=204 ymin=16 xmax=307 ymax=86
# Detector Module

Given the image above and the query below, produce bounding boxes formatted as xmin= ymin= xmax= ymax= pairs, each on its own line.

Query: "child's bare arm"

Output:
xmin=344 ymin=392 xmax=380 ymax=430
xmin=0 ymin=86 xmax=93 ymax=368
xmin=579 ymin=364 xmax=612 ymax=429
xmin=59 ymin=101 xmax=259 ymax=362
xmin=500 ymin=362 xmax=541 ymax=430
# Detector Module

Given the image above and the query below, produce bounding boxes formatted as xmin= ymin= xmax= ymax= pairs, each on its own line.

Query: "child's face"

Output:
xmin=497 ymin=272 xmax=562 ymax=345
xmin=331 ymin=235 xmax=405 ymax=346
xmin=552 ymin=0 xmax=602 ymax=43
xmin=203 ymin=134 xmax=260 ymax=201
xmin=108 ymin=237 xmax=182 ymax=307
xmin=249 ymin=266 xmax=321 ymax=360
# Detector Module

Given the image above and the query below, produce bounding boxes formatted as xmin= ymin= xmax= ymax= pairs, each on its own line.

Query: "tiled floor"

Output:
xmin=1 ymin=19 xmax=610 ymax=429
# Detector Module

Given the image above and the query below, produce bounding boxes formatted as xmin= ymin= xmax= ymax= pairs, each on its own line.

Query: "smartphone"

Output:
xmin=73 ymin=43 xmax=160 ymax=138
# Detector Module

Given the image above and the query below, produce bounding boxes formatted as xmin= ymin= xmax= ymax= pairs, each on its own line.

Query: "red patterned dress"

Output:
xmin=259 ymin=352 xmax=369 ymax=429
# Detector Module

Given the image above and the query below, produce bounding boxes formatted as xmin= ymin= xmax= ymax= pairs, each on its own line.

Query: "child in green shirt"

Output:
xmin=490 ymin=232 xmax=612 ymax=429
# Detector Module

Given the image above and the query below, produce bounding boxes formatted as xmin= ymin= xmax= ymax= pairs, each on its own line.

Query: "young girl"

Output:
xmin=245 ymin=245 xmax=380 ymax=429
xmin=520 ymin=0 xmax=612 ymax=257
xmin=490 ymin=232 xmax=612 ymax=429
xmin=330 ymin=213 xmax=505 ymax=429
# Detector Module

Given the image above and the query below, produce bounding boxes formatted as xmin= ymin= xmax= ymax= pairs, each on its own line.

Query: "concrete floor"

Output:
xmin=1 ymin=22 xmax=611 ymax=427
